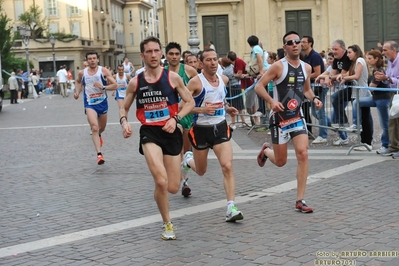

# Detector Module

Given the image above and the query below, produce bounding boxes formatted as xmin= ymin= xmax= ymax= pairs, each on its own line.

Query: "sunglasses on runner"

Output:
xmin=284 ymin=39 xmax=301 ymax=46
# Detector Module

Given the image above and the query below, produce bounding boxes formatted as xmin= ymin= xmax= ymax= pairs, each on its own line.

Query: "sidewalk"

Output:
xmin=0 ymin=95 xmax=398 ymax=265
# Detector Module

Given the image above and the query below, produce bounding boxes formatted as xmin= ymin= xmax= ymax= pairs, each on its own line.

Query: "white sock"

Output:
xmin=186 ymin=157 xmax=193 ymax=167
xmin=227 ymin=201 xmax=235 ymax=211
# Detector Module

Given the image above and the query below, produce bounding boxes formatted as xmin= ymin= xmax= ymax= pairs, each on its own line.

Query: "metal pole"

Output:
xmin=187 ymin=0 xmax=200 ymax=55
xmin=25 ymin=44 xmax=30 ymax=75
xmin=25 ymin=41 xmax=34 ymax=99
xmin=52 ymin=43 xmax=56 ymax=79
xmin=0 ymin=53 xmax=3 ymax=86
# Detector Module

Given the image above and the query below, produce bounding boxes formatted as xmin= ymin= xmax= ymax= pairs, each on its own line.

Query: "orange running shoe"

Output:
xmin=99 ymin=136 xmax=103 ymax=147
xmin=97 ymin=154 xmax=105 ymax=165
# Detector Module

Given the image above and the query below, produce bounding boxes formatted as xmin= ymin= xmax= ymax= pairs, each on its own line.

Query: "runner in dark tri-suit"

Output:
xmin=254 ymin=31 xmax=323 ymax=213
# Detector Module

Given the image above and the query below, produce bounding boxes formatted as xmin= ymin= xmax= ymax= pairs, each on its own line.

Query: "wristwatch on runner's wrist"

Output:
xmin=312 ymin=96 xmax=321 ymax=102
xmin=173 ymin=115 xmax=181 ymax=123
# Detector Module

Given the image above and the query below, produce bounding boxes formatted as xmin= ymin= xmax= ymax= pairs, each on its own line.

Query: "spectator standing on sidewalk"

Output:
xmin=57 ymin=66 xmax=68 ymax=97
xmin=375 ymin=41 xmax=399 ymax=157
xmin=324 ymin=40 xmax=352 ymax=146
xmin=31 ymin=71 xmax=40 ymax=95
xmin=227 ymin=51 xmax=252 ymax=128
xmin=301 ymin=35 xmax=327 ymax=144
xmin=16 ymin=69 xmax=24 ymax=102
xmin=337 ymin=45 xmax=372 ymax=151
xmin=8 ymin=72 xmax=19 ymax=104
xmin=357 ymin=50 xmax=391 ymax=153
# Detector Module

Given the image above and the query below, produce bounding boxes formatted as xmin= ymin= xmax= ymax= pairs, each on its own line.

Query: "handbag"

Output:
xmin=245 ymin=52 xmax=260 ymax=78
xmin=389 ymin=91 xmax=399 ymax=119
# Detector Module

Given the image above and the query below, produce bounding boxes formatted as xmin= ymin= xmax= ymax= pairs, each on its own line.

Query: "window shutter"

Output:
xmin=43 ymin=0 xmax=48 ymax=18
xmin=56 ymin=0 xmax=60 ymax=17
xmin=67 ymin=5 xmax=71 ymax=17
xmin=72 ymin=21 xmax=80 ymax=37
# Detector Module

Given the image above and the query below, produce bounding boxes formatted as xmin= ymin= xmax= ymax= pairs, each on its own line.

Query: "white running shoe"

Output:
xmin=161 ymin=222 xmax=176 ymax=240
xmin=376 ymin=146 xmax=391 ymax=155
xmin=333 ymin=138 xmax=349 ymax=146
xmin=226 ymin=205 xmax=244 ymax=222
xmin=312 ymin=136 xmax=328 ymax=144
xmin=181 ymin=151 xmax=193 ymax=177
xmin=354 ymin=143 xmax=372 ymax=151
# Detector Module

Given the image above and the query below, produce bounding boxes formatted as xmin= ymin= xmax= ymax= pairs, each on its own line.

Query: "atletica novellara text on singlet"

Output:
xmin=273 ymin=58 xmax=307 ymax=132
xmin=136 ymin=69 xmax=179 ymax=126
xmin=193 ymin=73 xmax=227 ymax=125
xmin=82 ymin=66 xmax=107 ymax=106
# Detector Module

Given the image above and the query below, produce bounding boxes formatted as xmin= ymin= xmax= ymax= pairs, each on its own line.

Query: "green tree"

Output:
xmin=0 ymin=0 xmax=16 ymax=83
xmin=18 ymin=4 xmax=48 ymax=38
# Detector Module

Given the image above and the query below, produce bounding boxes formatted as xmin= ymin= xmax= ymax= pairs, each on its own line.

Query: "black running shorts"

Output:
xmin=188 ymin=120 xmax=232 ymax=150
xmin=139 ymin=125 xmax=183 ymax=156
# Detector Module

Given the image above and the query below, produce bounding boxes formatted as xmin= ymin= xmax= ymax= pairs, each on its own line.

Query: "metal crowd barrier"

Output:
xmin=226 ymin=80 xmax=270 ymax=135
xmin=226 ymin=78 xmax=398 ymax=155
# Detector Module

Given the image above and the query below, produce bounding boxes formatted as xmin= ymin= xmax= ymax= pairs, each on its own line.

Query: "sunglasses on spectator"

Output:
xmin=284 ymin=39 xmax=301 ymax=46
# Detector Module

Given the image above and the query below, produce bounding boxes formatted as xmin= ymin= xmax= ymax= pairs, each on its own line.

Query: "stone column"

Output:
xmin=187 ymin=0 xmax=200 ymax=55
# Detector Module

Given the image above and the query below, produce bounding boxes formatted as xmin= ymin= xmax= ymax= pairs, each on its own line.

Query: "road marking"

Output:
xmin=0 ymin=122 xmax=141 ymax=130
xmin=0 ymin=157 xmax=385 ymax=258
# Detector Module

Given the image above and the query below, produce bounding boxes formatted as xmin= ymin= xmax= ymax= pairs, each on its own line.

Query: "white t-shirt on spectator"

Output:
xmin=57 ymin=69 xmax=68 ymax=83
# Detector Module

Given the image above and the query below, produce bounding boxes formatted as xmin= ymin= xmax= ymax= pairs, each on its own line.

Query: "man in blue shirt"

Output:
xmin=302 ymin=36 xmax=327 ymax=143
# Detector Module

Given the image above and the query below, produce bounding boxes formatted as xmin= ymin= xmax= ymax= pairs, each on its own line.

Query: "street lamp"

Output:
xmin=49 ymin=35 xmax=56 ymax=82
xmin=17 ymin=25 xmax=33 ymax=98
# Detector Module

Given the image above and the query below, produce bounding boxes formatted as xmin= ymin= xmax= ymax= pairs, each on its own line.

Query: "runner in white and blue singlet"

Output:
xmin=74 ymin=51 xmax=117 ymax=165
xmin=182 ymin=49 xmax=244 ymax=223
xmin=114 ymin=64 xmax=131 ymax=119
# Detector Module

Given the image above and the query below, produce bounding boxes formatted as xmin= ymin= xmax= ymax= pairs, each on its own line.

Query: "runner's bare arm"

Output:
xmin=255 ymin=61 xmax=281 ymax=105
xmin=74 ymin=70 xmax=84 ymax=99
xmin=221 ymin=75 xmax=238 ymax=116
xmin=170 ymin=71 xmax=194 ymax=119
xmin=102 ymin=68 xmax=117 ymax=90
xmin=120 ymin=77 xmax=137 ymax=138
xmin=187 ymin=76 xmax=216 ymax=115
xmin=303 ymin=64 xmax=322 ymax=110
xmin=185 ymin=64 xmax=198 ymax=79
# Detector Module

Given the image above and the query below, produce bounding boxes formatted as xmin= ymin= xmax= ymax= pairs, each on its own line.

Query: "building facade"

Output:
xmin=157 ymin=0 xmax=399 ymax=61
xmin=5 ymin=0 xmax=156 ymax=76
xmin=4 ymin=0 xmax=399 ymax=76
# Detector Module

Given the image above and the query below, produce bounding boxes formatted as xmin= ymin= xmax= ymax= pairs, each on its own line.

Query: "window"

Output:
xmin=70 ymin=6 xmax=79 ymax=15
xmin=111 ymin=4 xmax=115 ymax=21
xmin=94 ymin=0 xmax=98 ymax=9
xmin=130 ymin=33 xmax=134 ymax=45
xmin=71 ymin=21 xmax=81 ymax=37
xmin=129 ymin=10 xmax=132 ymax=22
xmin=14 ymin=0 xmax=24 ymax=20
xmin=49 ymin=23 xmax=58 ymax=33
xmin=96 ymin=22 xmax=99 ymax=39
xmin=67 ymin=5 xmax=80 ymax=17
xmin=140 ymin=10 xmax=142 ymax=24
xmin=48 ymin=0 xmax=58 ymax=16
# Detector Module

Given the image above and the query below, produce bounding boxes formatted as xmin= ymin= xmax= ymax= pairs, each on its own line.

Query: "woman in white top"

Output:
xmin=337 ymin=44 xmax=371 ymax=130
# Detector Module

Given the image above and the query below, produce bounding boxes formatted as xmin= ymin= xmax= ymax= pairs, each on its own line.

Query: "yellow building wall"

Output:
xmin=160 ymin=0 xmax=364 ymax=60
